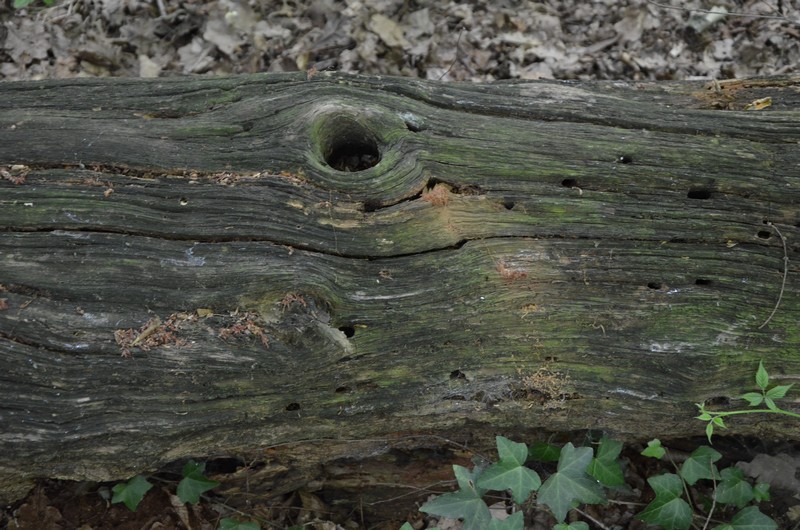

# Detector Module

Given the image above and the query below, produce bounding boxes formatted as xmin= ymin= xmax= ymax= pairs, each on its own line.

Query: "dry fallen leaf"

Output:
xmin=368 ymin=14 xmax=410 ymax=50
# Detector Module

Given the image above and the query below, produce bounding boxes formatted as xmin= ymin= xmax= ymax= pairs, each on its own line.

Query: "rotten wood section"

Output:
xmin=0 ymin=73 xmax=799 ymax=504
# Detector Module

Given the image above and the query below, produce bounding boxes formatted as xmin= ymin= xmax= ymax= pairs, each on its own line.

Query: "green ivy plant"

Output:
xmin=639 ymin=439 xmax=774 ymax=530
xmin=401 ymin=435 xmax=776 ymax=530
xmin=111 ymin=459 xmax=259 ymax=529
xmin=697 ymin=360 xmax=799 ymax=442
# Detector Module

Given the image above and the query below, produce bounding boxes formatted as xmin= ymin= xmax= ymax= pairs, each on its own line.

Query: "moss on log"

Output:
xmin=0 ymin=73 xmax=799 ymax=503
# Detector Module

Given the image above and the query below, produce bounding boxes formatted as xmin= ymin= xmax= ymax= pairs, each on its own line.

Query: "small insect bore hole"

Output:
xmin=338 ymin=325 xmax=355 ymax=338
xmin=285 ymin=402 xmax=301 ymax=411
xmin=687 ymin=189 xmax=712 ymax=200
xmin=450 ymin=369 xmax=467 ymax=380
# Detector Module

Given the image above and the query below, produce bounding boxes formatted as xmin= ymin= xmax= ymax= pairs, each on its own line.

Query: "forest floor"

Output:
xmin=2 ymin=0 xmax=800 ymax=529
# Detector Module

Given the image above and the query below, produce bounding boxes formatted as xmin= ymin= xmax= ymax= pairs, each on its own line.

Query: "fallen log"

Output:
xmin=1 ymin=72 xmax=799 ymax=505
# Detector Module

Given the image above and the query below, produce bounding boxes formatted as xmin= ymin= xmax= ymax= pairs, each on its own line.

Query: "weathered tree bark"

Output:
xmin=1 ymin=73 xmax=799 ymax=505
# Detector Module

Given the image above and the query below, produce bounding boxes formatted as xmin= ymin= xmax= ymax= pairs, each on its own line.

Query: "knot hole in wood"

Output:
xmin=318 ymin=113 xmax=381 ymax=172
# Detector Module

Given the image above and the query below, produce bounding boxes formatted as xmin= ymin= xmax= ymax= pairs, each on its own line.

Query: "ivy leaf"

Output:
xmin=637 ymin=473 xmax=692 ymax=530
xmin=753 ymin=482 xmax=771 ymax=502
xmin=755 ymin=361 xmax=769 ymax=390
xmin=641 ymin=439 xmax=666 ymax=459
xmin=711 ymin=506 xmax=777 ymax=530
xmin=715 ymin=467 xmax=754 ymax=509
xmin=111 ymin=475 xmax=153 ymax=512
xmin=420 ymin=487 xmax=491 ymax=530
xmin=219 ymin=518 xmax=261 ymax=530
xmin=478 ymin=437 xmax=541 ymax=504
xmin=495 ymin=436 xmax=527 ymax=465
xmin=554 ymin=523 xmax=590 ymax=530
xmin=477 ymin=460 xmax=541 ymax=505
xmin=529 ymin=441 xmax=561 ymax=462
xmin=176 ymin=460 xmax=220 ymax=504
xmin=537 ymin=443 xmax=606 ymax=522
xmin=487 ymin=511 xmax=524 ymax=530
xmin=679 ymin=446 xmax=721 ymax=485
xmin=454 ymin=464 xmax=487 ymax=497
xmin=588 ymin=437 xmax=624 ymax=487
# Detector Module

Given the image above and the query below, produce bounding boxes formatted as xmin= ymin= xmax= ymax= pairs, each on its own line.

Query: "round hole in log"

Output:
xmin=647 ymin=282 xmax=665 ymax=290
xmin=285 ymin=402 xmax=301 ymax=411
xmin=338 ymin=325 xmax=355 ymax=338
xmin=704 ymin=396 xmax=730 ymax=407
xmin=561 ymin=178 xmax=577 ymax=188
xmin=320 ymin=115 xmax=381 ymax=172
xmin=757 ymin=230 xmax=771 ymax=239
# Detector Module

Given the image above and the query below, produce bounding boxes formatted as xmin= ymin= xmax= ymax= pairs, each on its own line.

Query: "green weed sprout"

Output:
xmin=697 ymin=361 xmax=799 ymax=442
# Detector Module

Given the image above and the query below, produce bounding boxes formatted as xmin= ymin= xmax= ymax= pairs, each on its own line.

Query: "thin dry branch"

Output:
xmin=758 ymin=222 xmax=789 ymax=329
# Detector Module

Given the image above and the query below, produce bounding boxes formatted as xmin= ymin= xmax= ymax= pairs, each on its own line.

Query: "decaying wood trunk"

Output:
xmin=1 ymin=73 xmax=799 ymax=505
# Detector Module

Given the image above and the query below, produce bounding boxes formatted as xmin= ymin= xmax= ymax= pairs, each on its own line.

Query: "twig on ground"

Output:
xmin=700 ymin=461 xmax=718 ymax=530
xmin=646 ymin=0 xmax=800 ymax=25
xmin=155 ymin=0 xmax=167 ymax=18
xmin=575 ymin=507 xmax=612 ymax=530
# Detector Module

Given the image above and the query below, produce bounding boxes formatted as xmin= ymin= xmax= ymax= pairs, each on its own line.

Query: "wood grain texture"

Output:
xmin=1 ymin=72 xmax=798 ymax=503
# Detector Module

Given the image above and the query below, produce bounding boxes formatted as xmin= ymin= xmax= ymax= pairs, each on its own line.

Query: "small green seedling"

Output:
xmin=697 ymin=361 xmax=798 ymax=442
